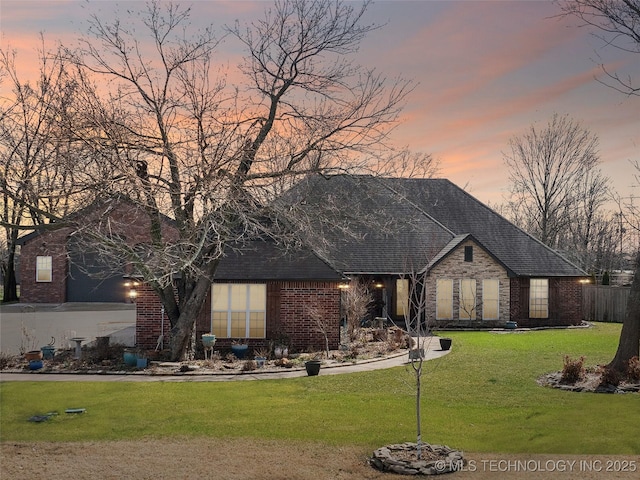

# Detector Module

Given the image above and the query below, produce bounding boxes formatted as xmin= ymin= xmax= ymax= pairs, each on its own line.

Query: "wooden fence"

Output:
xmin=582 ymin=285 xmax=630 ymax=323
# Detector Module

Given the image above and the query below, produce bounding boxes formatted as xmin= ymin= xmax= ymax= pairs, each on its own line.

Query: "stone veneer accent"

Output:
xmin=426 ymin=239 xmax=510 ymax=328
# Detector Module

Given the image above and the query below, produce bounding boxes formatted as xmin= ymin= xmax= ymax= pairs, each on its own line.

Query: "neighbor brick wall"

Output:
xmin=19 ymin=200 xmax=178 ymax=304
xmin=19 ymin=229 xmax=69 ymax=303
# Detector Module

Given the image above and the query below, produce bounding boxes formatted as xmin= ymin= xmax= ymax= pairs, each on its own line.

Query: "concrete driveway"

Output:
xmin=0 ymin=303 xmax=136 ymax=355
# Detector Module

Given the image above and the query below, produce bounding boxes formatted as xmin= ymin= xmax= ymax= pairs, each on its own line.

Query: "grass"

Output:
xmin=1 ymin=322 xmax=638 ymax=454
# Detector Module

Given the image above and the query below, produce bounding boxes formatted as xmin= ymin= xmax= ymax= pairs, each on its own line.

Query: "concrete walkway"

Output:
xmin=0 ymin=339 xmax=451 ymax=382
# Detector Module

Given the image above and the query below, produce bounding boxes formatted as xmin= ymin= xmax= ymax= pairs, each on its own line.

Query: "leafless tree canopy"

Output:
xmin=557 ymin=0 xmax=640 ymax=96
xmin=503 ymin=113 xmax=610 ymax=268
xmin=0 ymin=0 xmax=427 ymax=360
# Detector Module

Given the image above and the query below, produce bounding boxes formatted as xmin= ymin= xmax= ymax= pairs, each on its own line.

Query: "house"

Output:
xmin=17 ymin=197 xmax=178 ymax=303
xmin=17 ymin=175 xmax=587 ymax=352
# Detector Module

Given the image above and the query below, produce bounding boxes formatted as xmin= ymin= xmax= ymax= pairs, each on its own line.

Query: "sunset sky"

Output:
xmin=1 ymin=0 xmax=638 ymax=207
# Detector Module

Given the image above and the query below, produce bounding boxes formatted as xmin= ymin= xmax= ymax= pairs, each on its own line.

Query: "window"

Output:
xmin=211 ymin=284 xmax=266 ymax=338
xmin=529 ymin=278 xmax=549 ymax=319
xmin=464 ymin=245 xmax=473 ymax=262
xmin=459 ymin=279 xmax=476 ymax=320
xmin=395 ymin=279 xmax=409 ymax=317
xmin=483 ymin=279 xmax=499 ymax=320
xmin=436 ymin=279 xmax=453 ymax=320
xmin=36 ymin=256 xmax=52 ymax=282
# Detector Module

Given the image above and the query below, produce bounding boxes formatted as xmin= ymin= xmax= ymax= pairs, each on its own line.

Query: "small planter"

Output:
xmin=439 ymin=338 xmax=452 ymax=351
xmin=255 ymin=356 xmax=266 ymax=368
xmin=202 ymin=334 xmax=216 ymax=347
xmin=136 ymin=357 xmax=148 ymax=369
xmin=274 ymin=346 xmax=289 ymax=359
xmin=505 ymin=321 xmax=518 ymax=329
xmin=305 ymin=360 xmax=322 ymax=376
xmin=231 ymin=344 xmax=249 ymax=359
xmin=29 ymin=359 xmax=43 ymax=370
xmin=25 ymin=350 xmax=43 ymax=362
xmin=41 ymin=345 xmax=55 ymax=360
xmin=123 ymin=348 xmax=138 ymax=367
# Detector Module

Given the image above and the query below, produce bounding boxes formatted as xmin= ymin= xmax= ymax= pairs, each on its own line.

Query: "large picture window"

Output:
xmin=211 ymin=284 xmax=266 ymax=338
xmin=482 ymin=279 xmax=499 ymax=320
xmin=436 ymin=279 xmax=453 ymax=320
xmin=36 ymin=256 xmax=52 ymax=282
xmin=459 ymin=279 xmax=476 ymax=320
xmin=529 ymin=278 xmax=549 ymax=319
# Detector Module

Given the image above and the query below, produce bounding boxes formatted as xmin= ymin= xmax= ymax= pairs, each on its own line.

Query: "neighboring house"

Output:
xmin=17 ymin=197 xmax=177 ymax=303
xmin=17 ymin=175 xmax=587 ymax=352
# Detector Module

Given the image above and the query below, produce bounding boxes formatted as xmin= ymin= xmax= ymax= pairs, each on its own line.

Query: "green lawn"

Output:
xmin=1 ymin=322 xmax=638 ymax=454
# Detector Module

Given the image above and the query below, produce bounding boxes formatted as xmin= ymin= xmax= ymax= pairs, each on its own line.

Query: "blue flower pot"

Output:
xmin=29 ymin=360 xmax=43 ymax=370
xmin=41 ymin=345 xmax=55 ymax=360
xmin=231 ymin=344 xmax=248 ymax=359
xmin=123 ymin=349 xmax=138 ymax=367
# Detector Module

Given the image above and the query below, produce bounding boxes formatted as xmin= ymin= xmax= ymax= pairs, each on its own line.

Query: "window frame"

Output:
xmin=529 ymin=278 xmax=549 ymax=319
xmin=459 ymin=278 xmax=476 ymax=320
xmin=436 ymin=278 xmax=453 ymax=320
xmin=482 ymin=279 xmax=500 ymax=320
xmin=36 ymin=256 xmax=52 ymax=283
xmin=211 ymin=283 xmax=267 ymax=338
xmin=395 ymin=278 xmax=409 ymax=318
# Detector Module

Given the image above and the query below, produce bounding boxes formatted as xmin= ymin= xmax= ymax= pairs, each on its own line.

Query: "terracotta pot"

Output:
xmin=25 ymin=350 xmax=43 ymax=361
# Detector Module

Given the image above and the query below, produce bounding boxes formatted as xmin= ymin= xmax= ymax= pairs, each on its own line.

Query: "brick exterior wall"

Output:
xmin=510 ymin=277 xmax=584 ymax=327
xmin=18 ymin=228 xmax=68 ymax=303
xmin=427 ymin=239 xmax=510 ymax=328
xmin=135 ymin=280 xmax=341 ymax=354
xmin=276 ymin=281 xmax=341 ymax=351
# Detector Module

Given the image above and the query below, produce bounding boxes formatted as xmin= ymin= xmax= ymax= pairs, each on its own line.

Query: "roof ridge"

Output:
xmin=445 ymin=182 xmax=587 ymax=275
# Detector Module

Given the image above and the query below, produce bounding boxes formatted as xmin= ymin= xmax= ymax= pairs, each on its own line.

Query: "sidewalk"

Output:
xmin=0 ymin=340 xmax=451 ymax=382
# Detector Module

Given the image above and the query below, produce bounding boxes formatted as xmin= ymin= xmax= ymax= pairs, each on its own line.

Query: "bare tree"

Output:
xmin=341 ymin=277 xmax=372 ymax=341
xmin=558 ymin=0 xmax=640 ymax=374
xmin=503 ymin=113 xmax=603 ymax=249
xmin=33 ymin=0 xmax=413 ymax=360
xmin=0 ymin=39 xmax=83 ymax=302
xmin=557 ymin=0 xmax=639 ymax=97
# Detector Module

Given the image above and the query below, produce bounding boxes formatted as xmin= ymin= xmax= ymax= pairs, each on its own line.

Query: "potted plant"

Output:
xmin=24 ymin=350 xmax=43 ymax=361
xmin=254 ymin=347 xmax=269 ymax=368
xmin=231 ymin=339 xmax=249 ymax=359
xmin=305 ymin=356 xmax=322 ymax=376
xmin=439 ymin=337 xmax=452 ymax=350
xmin=201 ymin=333 xmax=216 ymax=347
xmin=123 ymin=348 xmax=138 ymax=367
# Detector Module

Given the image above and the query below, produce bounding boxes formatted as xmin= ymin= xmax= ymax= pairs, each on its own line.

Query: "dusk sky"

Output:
xmin=1 ymin=0 xmax=638 ymax=207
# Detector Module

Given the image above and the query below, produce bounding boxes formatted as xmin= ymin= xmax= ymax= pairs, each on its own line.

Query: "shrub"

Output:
xmin=626 ymin=356 xmax=640 ymax=382
xmin=241 ymin=360 xmax=257 ymax=372
xmin=560 ymin=355 xmax=585 ymax=384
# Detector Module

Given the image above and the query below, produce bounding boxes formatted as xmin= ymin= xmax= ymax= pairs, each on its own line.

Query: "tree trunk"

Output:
xmin=168 ymin=275 xmax=213 ymax=361
xmin=2 ymin=247 xmax=18 ymax=303
xmin=607 ymin=250 xmax=640 ymax=373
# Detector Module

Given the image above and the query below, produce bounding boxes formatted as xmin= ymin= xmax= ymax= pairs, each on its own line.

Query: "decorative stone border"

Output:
xmin=370 ymin=442 xmax=465 ymax=475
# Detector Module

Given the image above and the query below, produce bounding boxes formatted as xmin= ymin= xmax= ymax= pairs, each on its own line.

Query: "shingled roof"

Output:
xmin=287 ymin=175 xmax=585 ymax=277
